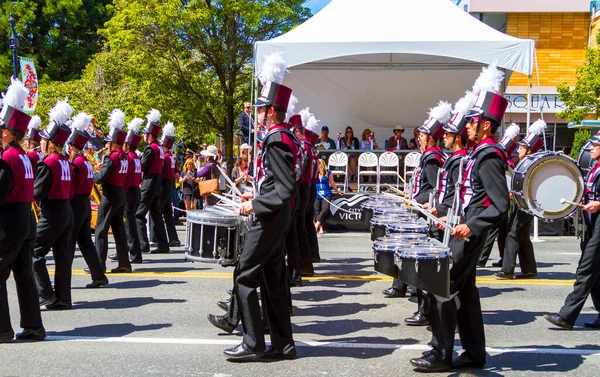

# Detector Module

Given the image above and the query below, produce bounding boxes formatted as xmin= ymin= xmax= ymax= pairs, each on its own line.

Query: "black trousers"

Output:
xmin=125 ymin=187 xmax=141 ymax=262
xmin=95 ymin=185 xmax=130 ymax=270
xmin=501 ymin=210 xmax=536 ymax=275
xmin=234 ymin=205 xmax=294 ymax=352
xmin=478 ymin=211 xmax=509 ymax=265
xmin=298 ymin=185 xmax=315 ymax=275
xmin=306 ymin=185 xmax=320 ymax=262
xmin=314 ymin=197 xmax=331 ymax=223
xmin=558 ymin=217 xmax=600 ymax=325
xmin=160 ymin=179 xmax=179 ymax=243
xmin=33 ymin=200 xmax=74 ymax=303
xmin=70 ymin=194 xmax=105 ymax=280
xmin=0 ymin=203 xmax=43 ymax=333
xmin=286 ymin=201 xmax=302 ymax=278
xmin=429 ymin=212 xmax=491 ymax=365
xmin=136 ymin=177 xmax=168 ymax=253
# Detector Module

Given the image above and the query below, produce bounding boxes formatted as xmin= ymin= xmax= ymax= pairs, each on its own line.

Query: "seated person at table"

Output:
xmin=360 ymin=128 xmax=379 ymax=150
xmin=388 ymin=125 xmax=409 ymax=150
xmin=339 ymin=126 xmax=360 ymax=183
xmin=409 ymin=128 xmax=419 ymax=149
xmin=316 ymin=126 xmax=336 ymax=150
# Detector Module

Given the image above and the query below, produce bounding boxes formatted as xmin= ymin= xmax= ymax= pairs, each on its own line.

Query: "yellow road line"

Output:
xmin=59 ymin=269 xmax=576 ymax=286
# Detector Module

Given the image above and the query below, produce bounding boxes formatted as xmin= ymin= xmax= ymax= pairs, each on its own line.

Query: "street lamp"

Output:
xmin=8 ymin=13 xmax=19 ymax=79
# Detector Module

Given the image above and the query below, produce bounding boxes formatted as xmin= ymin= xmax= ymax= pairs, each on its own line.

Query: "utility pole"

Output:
xmin=8 ymin=13 xmax=19 ymax=79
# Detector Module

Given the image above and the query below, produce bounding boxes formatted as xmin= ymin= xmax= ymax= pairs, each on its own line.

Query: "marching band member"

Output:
xmin=67 ymin=113 xmax=109 ymax=287
xmin=477 ymin=123 xmax=520 ymax=268
xmin=544 ymin=130 xmax=600 ymax=330
xmin=400 ymin=101 xmax=451 ymax=326
xmin=33 ymin=99 xmax=75 ymax=310
xmin=411 ymin=64 xmax=510 ymax=372
xmin=135 ymin=109 xmax=169 ymax=256
xmin=495 ymin=120 xmax=546 ymax=279
xmin=223 ymin=52 xmax=297 ymax=360
xmin=159 ymin=122 xmax=181 ymax=247
xmin=0 ymin=79 xmax=45 ymax=341
xmin=25 ymin=115 xmax=44 ymax=170
xmin=94 ymin=109 xmax=131 ymax=273
xmin=120 ymin=118 xmax=144 ymax=263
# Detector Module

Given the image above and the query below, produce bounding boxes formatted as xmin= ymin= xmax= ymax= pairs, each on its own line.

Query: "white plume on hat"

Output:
xmin=70 ymin=112 xmax=91 ymax=133
xmin=1 ymin=78 xmax=28 ymax=112
xmin=49 ymin=99 xmax=74 ymax=126
xmin=428 ymin=101 xmax=453 ymax=124
xmin=146 ymin=108 xmax=161 ymax=125
xmin=127 ymin=118 xmax=144 ymax=133
xmin=258 ymin=52 xmax=287 ymax=85
xmin=306 ymin=114 xmax=320 ymax=133
xmin=108 ymin=109 xmax=126 ymax=130
xmin=163 ymin=121 xmax=175 ymax=137
xmin=472 ymin=63 xmax=505 ymax=94
xmin=453 ymin=91 xmax=478 ymax=116
xmin=529 ymin=119 xmax=547 ymax=135
xmin=27 ymin=115 xmax=42 ymax=131
xmin=285 ymin=94 xmax=298 ymax=122
xmin=504 ymin=123 xmax=521 ymax=140
xmin=299 ymin=107 xmax=312 ymax=127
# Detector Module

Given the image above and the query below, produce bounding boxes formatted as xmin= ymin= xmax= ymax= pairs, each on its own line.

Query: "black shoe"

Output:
xmin=227 ymin=289 xmax=233 ymax=297
xmin=262 ymin=346 xmax=297 ymax=360
xmin=544 ymin=314 xmax=573 ymax=330
xmin=224 ymin=342 xmax=264 ymax=359
xmin=405 ymin=312 xmax=429 ymax=326
xmin=149 ymin=242 xmax=158 ymax=247
xmin=491 ymin=260 xmax=503 ymax=267
xmin=585 ymin=317 xmax=600 ymax=329
xmin=409 ymin=352 xmax=450 ymax=372
xmin=494 ymin=271 xmax=514 ymax=279
xmin=168 ymin=240 xmax=181 ymax=247
xmin=108 ymin=254 xmax=118 ymax=261
xmin=45 ymin=301 xmax=72 ymax=311
xmin=382 ymin=287 xmax=405 ymax=298
xmin=476 ymin=262 xmax=486 ymax=268
xmin=0 ymin=330 xmax=14 ymax=343
xmin=217 ymin=300 xmax=230 ymax=312
xmin=150 ymin=248 xmax=170 ymax=254
xmin=110 ymin=266 xmax=132 ymax=273
xmin=15 ymin=327 xmax=46 ymax=341
xmin=207 ymin=314 xmax=235 ymax=333
xmin=39 ymin=295 xmax=56 ymax=306
xmin=129 ymin=258 xmax=143 ymax=264
xmin=452 ymin=352 xmax=485 ymax=368
xmin=86 ymin=277 xmax=109 ymax=288
xmin=515 ymin=272 xmax=537 ymax=279
xmin=289 ymin=278 xmax=303 ymax=287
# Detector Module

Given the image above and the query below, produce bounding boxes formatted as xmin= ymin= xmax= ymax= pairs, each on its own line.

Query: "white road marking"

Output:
xmin=560 ymin=253 xmax=582 ymax=255
xmin=45 ymin=336 xmax=600 ymax=356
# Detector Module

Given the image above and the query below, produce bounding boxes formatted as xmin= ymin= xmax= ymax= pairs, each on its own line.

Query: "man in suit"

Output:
xmin=238 ymin=102 xmax=254 ymax=144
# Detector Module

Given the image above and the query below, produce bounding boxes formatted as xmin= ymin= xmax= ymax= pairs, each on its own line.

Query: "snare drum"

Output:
xmin=370 ymin=215 xmax=397 ymax=241
xmin=511 ymin=152 xmax=584 ymax=220
xmin=373 ymin=238 xmax=412 ymax=277
xmin=185 ymin=210 xmax=241 ymax=264
xmin=382 ymin=232 xmax=430 ymax=242
xmin=386 ymin=221 xmax=429 ymax=234
xmin=578 ymin=141 xmax=597 ymax=176
xmin=394 ymin=245 xmax=451 ymax=298
xmin=373 ymin=207 xmax=410 ymax=216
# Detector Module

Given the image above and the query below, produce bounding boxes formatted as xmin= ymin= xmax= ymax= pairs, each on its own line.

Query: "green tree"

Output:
xmin=101 ymin=0 xmax=310 ymax=164
xmin=0 ymin=0 xmax=113 ymax=88
xmin=557 ymin=34 xmax=600 ymax=123
xmin=569 ymin=128 xmax=592 ymax=160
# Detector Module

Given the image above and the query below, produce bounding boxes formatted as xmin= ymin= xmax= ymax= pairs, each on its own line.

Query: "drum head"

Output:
xmin=513 ymin=152 xmax=583 ymax=220
xmin=382 ymin=232 xmax=430 ymax=242
xmin=373 ymin=238 xmax=411 ymax=252
xmin=397 ymin=246 xmax=449 ymax=259
xmin=578 ymin=142 xmax=597 ymax=175
xmin=386 ymin=222 xmax=428 ymax=234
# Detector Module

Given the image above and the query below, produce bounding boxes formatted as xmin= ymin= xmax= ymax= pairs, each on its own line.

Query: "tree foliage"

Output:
xmin=569 ymin=128 xmax=592 ymax=160
xmin=557 ymin=33 xmax=600 ymax=123
xmin=0 ymin=0 xmax=113 ymax=88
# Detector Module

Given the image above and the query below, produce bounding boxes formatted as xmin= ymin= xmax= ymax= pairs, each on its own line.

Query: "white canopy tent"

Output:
xmin=254 ymin=0 xmax=536 ymax=138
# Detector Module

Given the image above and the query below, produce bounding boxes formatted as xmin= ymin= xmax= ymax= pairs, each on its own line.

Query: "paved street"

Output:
xmin=2 ymin=226 xmax=600 ymax=376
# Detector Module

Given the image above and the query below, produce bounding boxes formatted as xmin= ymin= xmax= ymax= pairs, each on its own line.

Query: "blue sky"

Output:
xmin=305 ymin=0 xmax=332 ymax=14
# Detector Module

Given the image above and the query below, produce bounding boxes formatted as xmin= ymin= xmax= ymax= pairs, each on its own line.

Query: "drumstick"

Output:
xmin=385 ymin=184 xmax=409 ymax=197
xmin=211 ymin=193 xmax=242 ymax=208
xmin=560 ymin=198 xmax=585 ymax=208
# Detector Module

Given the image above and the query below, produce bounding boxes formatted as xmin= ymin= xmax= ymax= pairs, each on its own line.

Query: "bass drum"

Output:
xmin=511 ymin=152 xmax=583 ymax=220
xmin=578 ymin=141 xmax=597 ymax=176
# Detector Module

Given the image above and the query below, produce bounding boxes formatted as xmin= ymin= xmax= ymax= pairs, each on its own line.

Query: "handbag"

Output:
xmin=198 ymin=163 xmax=219 ymax=196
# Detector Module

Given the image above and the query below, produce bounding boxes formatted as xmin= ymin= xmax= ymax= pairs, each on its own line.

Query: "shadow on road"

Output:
xmin=72 ymin=279 xmax=188 ymax=290
xmin=292 ymin=289 xmax=370 ymax=302
xmin=48 ymin=322 xmax=172 ymax=337
xmin=293 ymin=303 xmax=386 ymax=317
xmin=293 ymin=319 xmax=398 ymax=336
xmin=74 ymin=297 xmax=186 ymax=309
xmin=483 ymin=309 xmax=546 ymax=326
xmin=479 ymin=287 xmax=526 ymax=299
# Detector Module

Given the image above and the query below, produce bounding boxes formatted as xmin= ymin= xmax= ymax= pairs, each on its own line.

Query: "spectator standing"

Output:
xmin=314 ymin=159 xmax=343 ymax=234
xmin=237 ymin=102 xmax=254 ymax=144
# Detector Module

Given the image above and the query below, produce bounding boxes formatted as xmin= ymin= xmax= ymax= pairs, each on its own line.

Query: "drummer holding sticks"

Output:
xmin=411 ymin=65 xmax=510 ymax=372
xmin=544 ymin=130 xmax=600 ymax=330
xmin=494 ymin=120 xmax=547 ymax=280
